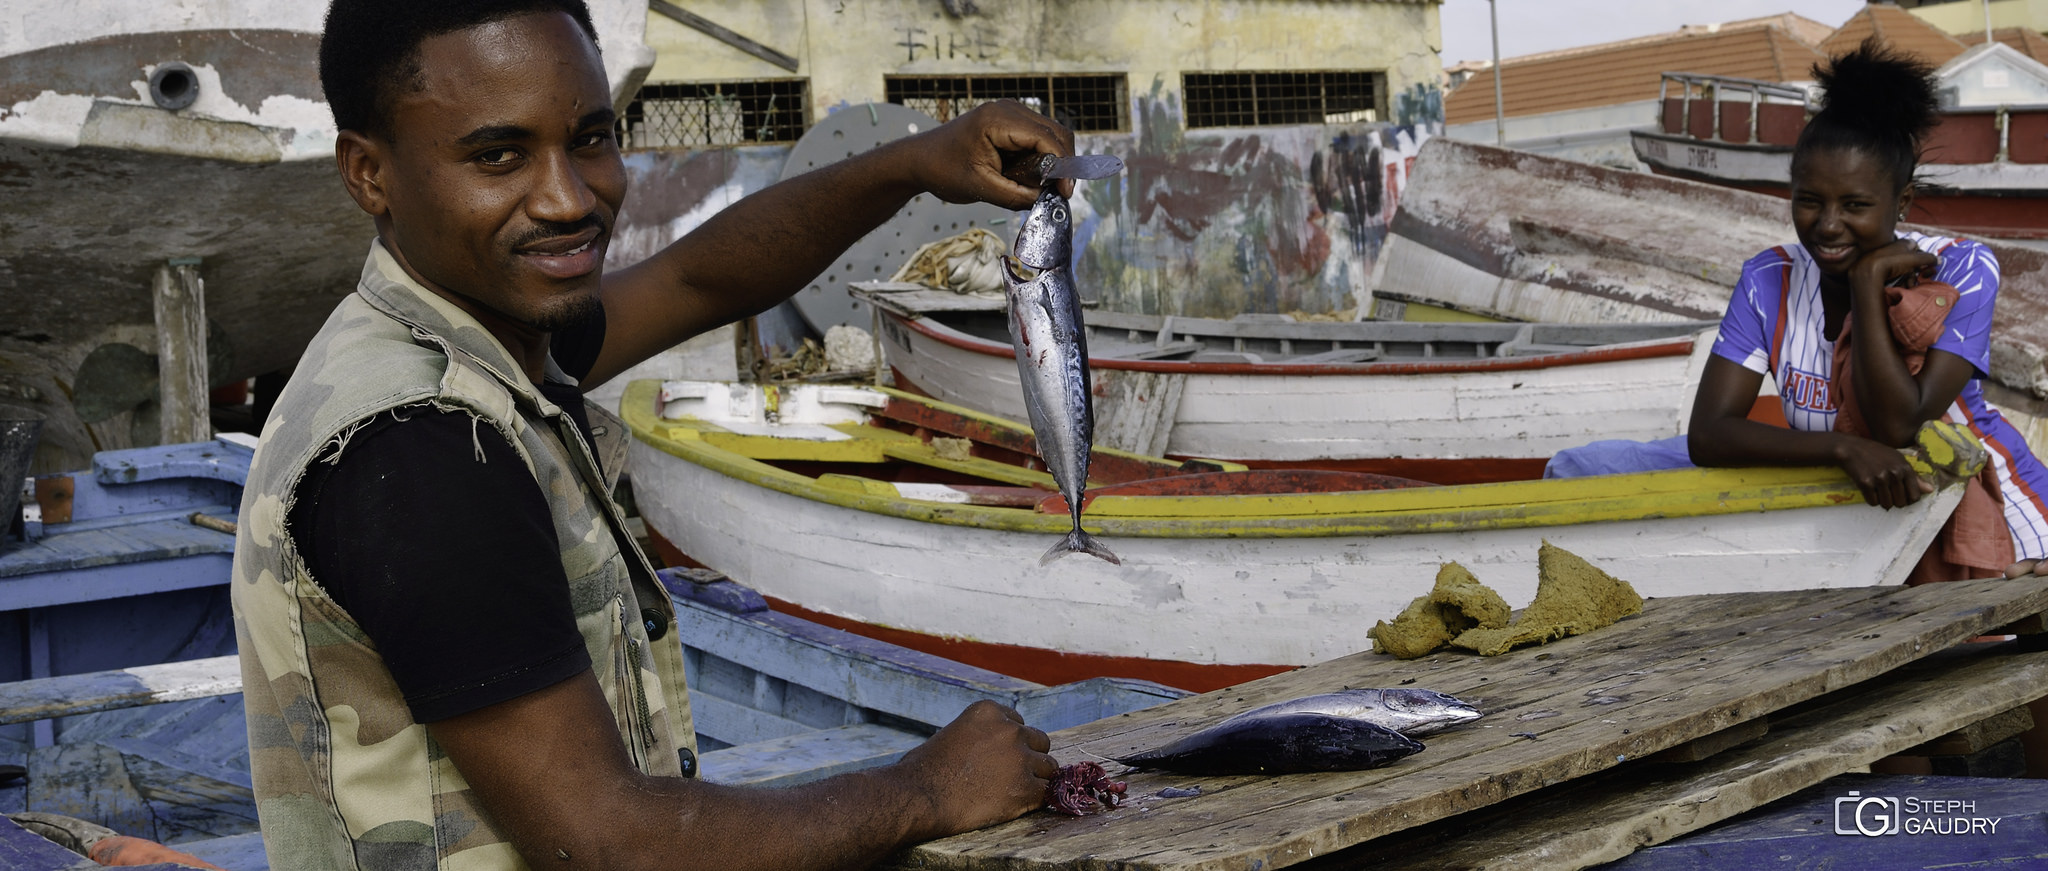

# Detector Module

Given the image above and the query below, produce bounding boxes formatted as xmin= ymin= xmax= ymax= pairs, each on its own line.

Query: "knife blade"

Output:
xmin=1002 ymin=152 xmax=1125 ymax=187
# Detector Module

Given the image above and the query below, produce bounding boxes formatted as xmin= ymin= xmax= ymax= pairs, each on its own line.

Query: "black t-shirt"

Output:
xmin=287 ymin=304 xmax=609 ymax=723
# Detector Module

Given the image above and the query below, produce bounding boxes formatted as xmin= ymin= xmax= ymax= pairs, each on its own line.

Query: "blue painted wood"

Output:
xmin=24 ymin=742 xmax=156 ymax=844
xmin=0 ymin=813 xmax=95 ymax=870
xmin=671 ymin=583 xmax=1185 ymax=739
xmin=700 ymin=723 xmax=926 ymax=787
xmin=91 ymin=439 xmax=252 ymax=488
xmin=102 ymin=737 xmax=258 ymax=844
xmin=1599 ymin=773 xmax=2048 ymax=869
xmin=0 ymin=551 xmax=233 ymax=612
xmin=0 ymin=657 xmax=241 ymax=727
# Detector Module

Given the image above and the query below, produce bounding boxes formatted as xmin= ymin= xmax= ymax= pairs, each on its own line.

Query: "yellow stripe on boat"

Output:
xmin=622 ymin=381 xmax=1987 ymax=540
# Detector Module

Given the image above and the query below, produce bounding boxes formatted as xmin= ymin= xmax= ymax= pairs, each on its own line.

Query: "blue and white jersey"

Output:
xmin=1711 ymin=231 xmax=2047 ymax=560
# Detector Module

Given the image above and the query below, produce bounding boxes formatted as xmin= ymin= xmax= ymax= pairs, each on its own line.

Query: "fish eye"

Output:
xmin=1052 ymin=206 xmax=1068 ymax=222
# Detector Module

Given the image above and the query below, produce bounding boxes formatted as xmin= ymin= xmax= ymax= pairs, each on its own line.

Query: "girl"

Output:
xmin=1688 ymin=39 xmax=2048 ymax=582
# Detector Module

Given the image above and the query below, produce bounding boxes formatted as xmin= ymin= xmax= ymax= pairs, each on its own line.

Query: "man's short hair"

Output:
xmin=320 ymin=0 xmax=601 ymax=137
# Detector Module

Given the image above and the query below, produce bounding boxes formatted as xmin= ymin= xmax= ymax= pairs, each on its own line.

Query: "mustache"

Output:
xmin=509 ymin=214 xmax=609 ymax=249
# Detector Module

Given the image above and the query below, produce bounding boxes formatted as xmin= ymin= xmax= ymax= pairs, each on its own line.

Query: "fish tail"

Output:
xmin=1042 ymin=529 xmax=1121 ymax=566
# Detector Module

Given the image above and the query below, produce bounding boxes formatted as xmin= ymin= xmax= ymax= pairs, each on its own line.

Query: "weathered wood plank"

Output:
xmin=153 ymin=260 xmax=210 ymax=445
xmin=0 ymin=813 xmax=96 ymax=870
xmin=1093 ymin=371 xmax=1185 ymax=456
xmin=1334 ymin=642 xmax=2048 ymax=870
xmin=24 ymin=742 xmax=155 ymax=843
xmin=896 ymin=580 xmax=2048 ymax=871
xmin=1909 ymin=704 xmax=2033 ymax=757
xmin=0 ymin=657 xmax=241 ymax=726
xmin=104 ymin=737 xmax=258 ymax=843
xmin=1647 ymin=717 xmax=1768 ymax=764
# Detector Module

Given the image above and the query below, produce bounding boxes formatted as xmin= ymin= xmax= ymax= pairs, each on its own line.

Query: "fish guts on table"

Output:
xmin=999 ymin=163 xmax=1124 ymax=565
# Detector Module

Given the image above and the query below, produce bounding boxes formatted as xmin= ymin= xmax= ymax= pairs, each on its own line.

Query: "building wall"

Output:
xmin=632 ymin=0 xmax=1444 ymax=321
xmin=643 ymin=0 xmax=1442 ymax=127
xmin=1911 ymin=0 xmax=2048 ymax=34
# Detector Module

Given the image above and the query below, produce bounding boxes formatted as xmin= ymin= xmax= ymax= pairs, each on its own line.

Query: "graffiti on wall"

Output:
xmin=895 ymin=26 xmax=999 ymax=62
xmin=1071 ymin=78 xmax=1440 ymax=320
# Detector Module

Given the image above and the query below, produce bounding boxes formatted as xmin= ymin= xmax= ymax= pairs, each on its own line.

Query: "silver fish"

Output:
xmin=1217 ymin=688 xmax=1482 ymax=737
xmin=1111 ymin=712 xmax=1424 ymax=776
xmin=1002 ymin=188 xmax=1118 ymax=565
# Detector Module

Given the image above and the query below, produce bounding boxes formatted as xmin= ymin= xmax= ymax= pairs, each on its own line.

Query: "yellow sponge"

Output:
xmin=1450 ymin=541 xmax=1644 ymax=656
xmin=1367 ymin=563 xmax=1512 ymax=660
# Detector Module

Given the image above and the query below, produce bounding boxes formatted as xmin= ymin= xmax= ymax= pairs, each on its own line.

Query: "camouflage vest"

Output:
xmin=231 ymin=241 xmax=695 ymax=871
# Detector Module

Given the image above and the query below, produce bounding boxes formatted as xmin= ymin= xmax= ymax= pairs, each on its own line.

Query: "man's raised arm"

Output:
xmin=584 ymin=100 xmax=1075 ymax=387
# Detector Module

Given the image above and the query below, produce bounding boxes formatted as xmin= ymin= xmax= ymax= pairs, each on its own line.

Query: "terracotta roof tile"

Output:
xmin=1819 ymin=3 xmax=1968 ymax=66
xmin=1444 ymin=24 xmax=1824 ymax=124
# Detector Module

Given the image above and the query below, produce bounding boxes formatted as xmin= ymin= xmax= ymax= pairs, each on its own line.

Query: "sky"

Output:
xmin=1438 ymin=0 xmax=1875 ymax=66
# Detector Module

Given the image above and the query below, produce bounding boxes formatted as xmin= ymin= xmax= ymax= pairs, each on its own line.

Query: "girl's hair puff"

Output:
xmin=1793 ymin=37 xmax=1941 ymax=194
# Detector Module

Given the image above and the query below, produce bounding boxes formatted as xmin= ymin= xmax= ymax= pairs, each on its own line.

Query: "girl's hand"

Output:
xmin=1833 ymin=433 xmax=1933 ymax=509
xmin=1848 ymin=239 xmax=1937 ymax=293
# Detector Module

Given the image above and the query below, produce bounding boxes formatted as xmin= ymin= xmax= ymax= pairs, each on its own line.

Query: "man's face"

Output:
xmin=373 ymin=11 xmax=623 ymax=331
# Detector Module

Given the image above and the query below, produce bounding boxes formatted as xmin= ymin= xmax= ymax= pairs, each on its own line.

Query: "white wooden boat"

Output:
xmin=852 ymin=282 xmax=1719 ymax=484
xmin=625 ymin=379 xmax=1986 ymax=692
xmin=1375 ymin=137 xmax=2048 ymax=448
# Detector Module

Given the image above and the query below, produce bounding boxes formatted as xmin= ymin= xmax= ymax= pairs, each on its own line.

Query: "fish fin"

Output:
xmin=1041 ymin=530 xmax=1121 ymax=566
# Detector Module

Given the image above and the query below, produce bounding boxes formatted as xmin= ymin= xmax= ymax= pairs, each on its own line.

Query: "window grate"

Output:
xmin=618 ymin=79 xmax=809 ymax=149
xmin=1183 ymin=71 xmax=1382 ymax=128
xmin=885 ymin=74 xmax=1127 ymax=132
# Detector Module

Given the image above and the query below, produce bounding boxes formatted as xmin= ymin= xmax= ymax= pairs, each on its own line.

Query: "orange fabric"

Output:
xmin=87 ymin=835 xmax=228 ymax=869
xmin=1830 ymin=279 xmax=2013 ymax=583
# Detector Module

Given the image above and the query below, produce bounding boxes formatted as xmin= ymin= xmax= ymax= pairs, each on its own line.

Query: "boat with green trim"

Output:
xmin=625 ymin=380 xmax=1986 ymax=692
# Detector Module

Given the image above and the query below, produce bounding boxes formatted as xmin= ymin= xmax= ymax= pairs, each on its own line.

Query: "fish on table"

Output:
xmin=1110 ymin=688 xmax=1480 ymax=776
xmin=1218 ymin=688 xmax=1482 ymax=736
xmin=1000 ymin=177 xmax=1119 ymax=565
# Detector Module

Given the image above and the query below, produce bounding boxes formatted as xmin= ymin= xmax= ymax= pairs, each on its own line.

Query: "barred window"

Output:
xmin=618 ymin=79 xmax=809 ymax=149
xmin=885 ymin=74 xmax=1127 ymax=132
xmin=1183 ymin=71 xmax=1382 ymax=128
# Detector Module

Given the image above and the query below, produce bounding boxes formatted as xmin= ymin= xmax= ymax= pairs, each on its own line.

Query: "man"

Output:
xmin=231 ymin=1 xmax=1076 ymax=868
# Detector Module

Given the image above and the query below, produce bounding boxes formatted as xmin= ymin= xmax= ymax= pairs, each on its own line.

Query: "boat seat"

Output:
xmin=1282 ymin=347 xmax=1381 ymax=365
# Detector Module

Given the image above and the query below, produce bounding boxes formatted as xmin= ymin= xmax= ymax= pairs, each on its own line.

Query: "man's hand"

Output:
xmin=890 ymin=700 xmax=1058 ymax=841
xmin=1832 ymin=432 xmax=1933 ymax=509
xmin=904 ymin=100 xmax=1077 ymax=210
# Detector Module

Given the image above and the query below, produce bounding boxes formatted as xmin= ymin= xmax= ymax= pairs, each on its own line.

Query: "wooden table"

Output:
xmin=894 ymin=578 xmax=2048 ymax=871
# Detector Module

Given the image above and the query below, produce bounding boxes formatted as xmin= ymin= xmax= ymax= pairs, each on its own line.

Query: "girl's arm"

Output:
xmin=1687 ymin=357 xmax=1930 ymax=508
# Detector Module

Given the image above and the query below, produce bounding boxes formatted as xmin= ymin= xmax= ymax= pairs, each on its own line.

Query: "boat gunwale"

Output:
xmin=621 ymin=381 xmax=1967 ymax=538
xmin=884 ymin=307 xmax=1707 ymax=376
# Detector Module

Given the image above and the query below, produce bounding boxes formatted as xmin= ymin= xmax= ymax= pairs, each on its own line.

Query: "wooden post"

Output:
xmin=152 ymin=258 xmax=209 ymax=445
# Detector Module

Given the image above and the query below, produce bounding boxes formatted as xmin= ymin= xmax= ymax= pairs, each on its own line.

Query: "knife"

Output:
xmin=1001 ymin=152 xmax=1125 ymax=187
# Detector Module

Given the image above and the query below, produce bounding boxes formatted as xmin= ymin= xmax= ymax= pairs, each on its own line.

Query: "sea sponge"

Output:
xmin=1450 ymin=541 xmax=1644 ymax=657
xmin=1368 ymin=563 xmax=1512 ymax=660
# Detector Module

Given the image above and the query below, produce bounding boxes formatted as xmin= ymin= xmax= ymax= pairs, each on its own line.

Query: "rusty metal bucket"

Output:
xmin=0 ymin=417 xmax=41 ymax=551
